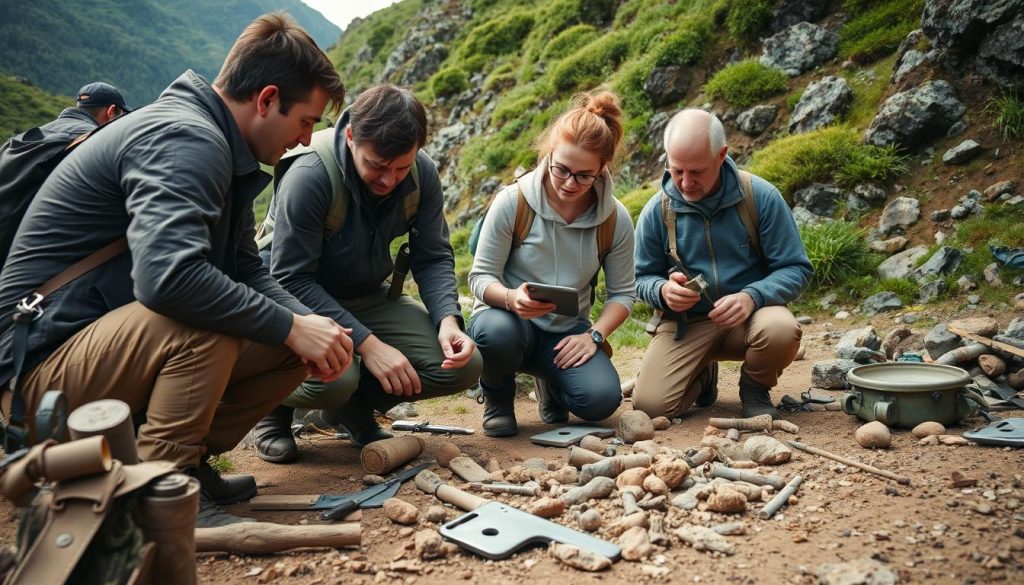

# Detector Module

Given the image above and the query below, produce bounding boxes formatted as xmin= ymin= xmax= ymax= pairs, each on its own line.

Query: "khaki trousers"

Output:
xmin=633 ymin=305 xmax=802 ymax=418
xmin=19 ymin=301 xmax=305 ymax=468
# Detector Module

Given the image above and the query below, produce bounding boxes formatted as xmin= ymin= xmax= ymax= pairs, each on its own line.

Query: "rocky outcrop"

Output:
xmin=877 ymin=197 xmax=921 ymax=235
xmin=847 ymin=184 xmax=887 ymax=213
xmin=760 ymin=22 xmax=838 ymax=76
xmin=792 ymin=183 xmax=844 ymax=218
xmin=891 ymin=30 xmax=938 ymax=87
xmin=909 ymin=246 xmax=963 ymax=283
xmin=771 ymin=0 xmax=830 ymax=30
xmin=644 ymin=66 xmax=689 ymax=107
xmin=865 ymin=80 xmax=965 ymax=149
xmin=378 ymin=7 xmax=465 ymax=85
xmin=789 ymin=76 xmax=853 ymax=134
xmin=922 ymin=0 xmax=1024 ymax=88
xmin=877 ymin=245 xmax=929 ymax=280
xmin=737 ymin=105 xmax=777 ymax=136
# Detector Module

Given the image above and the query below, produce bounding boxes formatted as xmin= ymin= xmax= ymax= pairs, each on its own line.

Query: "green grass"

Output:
xmin=207 ymin=454 xmax=234 ymax=474
xmin=431 ymin=67 xmax=469 ymax=99
xmin=839 ymin=54 xmax=899 ymax=129
xmin=838 ymin=0 xmax=925 ymax=64
xmin=0 ymin=75 xmax=71 ymax=140
xmin=747 ymin=126 xmax=909 ymax=197
xmin=549 ymin=32 xmax=630 ymax=92
xmin=704 ymin=59 xmax=789 ymax=107
xmin=799 ymin=221 xmax=874 ymax=287
xmin=725 ymin=0 xmax=773 ymax=45
xmin=986 ymin=89 xmax=1024 ymax=140
xmin=458 ymin=10 xmax=536 ymax=67
xmin=618 ymin=186 xmax=658 ymax=223
xmin=540 ymin=24 xmax=601 ymax=61
xmin=609 ymin=316 xmax=650 ymax=349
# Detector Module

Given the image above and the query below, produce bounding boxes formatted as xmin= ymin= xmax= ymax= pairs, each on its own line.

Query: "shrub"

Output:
xmin=549 ymin=32 xmax=630 ymax=92
xmin=651 ymin=20 xmax=709 ymax=67
xmin=491 ymin=93 xmax=541 ymax=125
xmin=703 ymin=59 xmax=788 ymax=107
xmin=612 ymin=57 xmax=655 ymax=118
xmin=986 ymin=89 xmax=1024 ymax=140
xmin=618 ymin=186 xmax=658 ymax=224
xmin=799 ymin=221 xmax=873 ymax=287
xmin=483 ymin=63 xmax=517 ymax=92
xmin=541 ymin=24 xmax=600 ymax=61
xmin=748 ymin=126 xmax=909 ymax=196
xmin=838 ymin=0 xmax=925 ymax=64
xmin=726 ymin=0 xmax=772 ymax=44
xmin=431 ymin=67 xmax=469 ymax=99
xmin=460 ymin=11 xmax=535 ymax=59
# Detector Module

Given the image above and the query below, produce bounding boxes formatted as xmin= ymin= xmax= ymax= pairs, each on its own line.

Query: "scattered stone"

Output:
xmin=862 ymin=292 xmax=902 ymax=316
xmin=834 ymin=310 xmax=851 ymax=320
xmin=967 ymin=294 xmax=981 ymax=305
xmin=619 ymin=526 xmax=653 ymax=561
xmin=424 ymin=505 xmax=448 ymax=524
xmin=910 ymin=247 xmax=962 ymax=282
xmin=949 ymin=316 xmax=999 ymax=338
xmin=549 ymin=543 xmax=612 ymax=571
xmin=760 ymin=22 xmax=838 ymax=76
xmin=942 ymin=139 xmax=983 ymax=164
xmin=855 ymin=421 xmax=892 ymax=449
xmin=436 ymin=443 xmax=462 ymax=468
xmin=973 ymin=502 xmax=994 ymax=516
xmin=869 ymin=236 xmax=908 ymax=254
xmin=383 ymin=498 xmax=420 ymax=525
xmin=385 ymin=402 xmax=418 ymax=420
xmin=616 ymin=467 xmax=652 ymax=489
xmin=577 ymin=509 xmax=603 ymax=532
xmin=707 ymin=486 xmax=747 ymax=514
xmin=1005 ymin=318 xmax=1024 ymax=340
xmin=917 ymin=278 xmax=947 ymax=304
xmin=881 ymin=326 xmax=913 ymax=359
xmin=789 ymin=76 xmax=853 ymax=133
xmin=651 ymin=416 xmax=671 ymax=431
xmin=979 ymin=354 xmax=1006 ymax=377
xmin=618 ymin=410 xmax=655 ymax=443
xmin=878 ymin=197 xmax=921 ymax=236
xmin=818 ymin=558 xmax=898 ymax=585
xmin=711 ymin=522 xmax=748 ymax=536
xmin=892 ymin=29 xmax=937 ymax=86
xmin=950 ymin=471 xmax=978 ymax=488
xmin=643 ymin=474 xmax=670 ymax=497
xmin=793 ymin=183 xmax=845 ymax=217
xmin=363 ymin=474 xmax=384 ymax=485
xmin=925 ymin=323 xmax=961 ymax=359
xmin=742 ymin=435 xmax=792 ymax=465
xmin=653 ymin=460 xmax=690 ymax=489
xmin=528 ymin=497 xmax=566 ymax=519
xmin=415 ymin=529 xmax=446 ymax=560
xmin=865 ymin=80 xmax=966 ymax=150
xmin=812 ymin=359 xmax=858 ymax=389
xmin=675 ymin=525 xmax=735 ymax=555
xmin=938 ymin=435 xmax=970 ymax=446
xmin=848 ymin=184 xmax=888 ymax=213
xmin=837 ymin=326 xmax=881 ymax=351
xmin=878 ymin=245 xmax=928 ymax=279
xmin=737 ymin=104 xmax=778 ymax=136
xmin=644 ymin=65 xmax=689 ymax=107
xmin=984 ymin=180 xmax=1016 ymax=201
xmin=913 ymin=421 xmax=946 ymax=438
xmin=796 ymin=315 xmax=814 ymax=325
xmin=931 ymin=209 xmax=951 ymax=221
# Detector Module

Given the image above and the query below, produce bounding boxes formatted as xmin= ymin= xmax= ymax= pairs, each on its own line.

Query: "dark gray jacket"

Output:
xmin=0 ymin=71 xmax=309 ymax=387
xmin=265 ymin=112 xmax=460 ymax=347
xmin=0 ymin=108 xmax=99 ymax=265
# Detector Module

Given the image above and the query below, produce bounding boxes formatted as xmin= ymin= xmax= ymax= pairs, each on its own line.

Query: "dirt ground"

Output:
xmin=1 ymin=308 xmax=1021 ymax=584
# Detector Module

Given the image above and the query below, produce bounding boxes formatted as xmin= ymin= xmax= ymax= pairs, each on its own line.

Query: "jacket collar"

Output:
xmin=58 ymin=107 xmax=98 ymax=126
xmin=662 ymin=155 xmax=744 ymax=213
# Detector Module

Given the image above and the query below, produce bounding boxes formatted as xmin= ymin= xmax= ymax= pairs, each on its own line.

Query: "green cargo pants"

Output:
xmin=283 ymin=292 xmax=482 ymax=413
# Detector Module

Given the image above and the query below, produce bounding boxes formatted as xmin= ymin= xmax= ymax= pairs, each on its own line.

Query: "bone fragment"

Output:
xmin=469 ymin=481 xmax=541 ymax=497
xmin=712 ymin=522 xmax=748 ymax=535
xmin=618 ymin=525 xmax=653 ymax=561
xmin=758 ymin=474 xmax=802 ymax=520
xmin=642 ymin=474 xmax=670 ymax=497
xmin=675 ymin=525 xmax=735 ymax=555
xmin=561 ymin=476 xmax=616 ymax=506
xmin=579 ymin=453 xmax=651 ymax=484
xmin=637 ymin=495 xmax=667 ymax=511
xmin=707 ymin=463 xmax=786 ymax=489
xmin=684 ymin=447 xmax=716 ymax=468
xmin=725 ymin=429 xmax=740 ymax=441
xmin=632 ymin=440 xmax=658 ymax=458
xmin=615 ymin=467 xmax=651 ymax=488
xmin=568 ymin=445 xmax=606 ymax=468
xmin=934 ymin=343 xmax=989 ymax=366
xmin=647 ymin=513 xmax=669 ymax=546
xmin=579 ymin=435 xmax=606 ymax=454
xmin=708 ymin=414 xmax=798 ymax=434
xmin=550 ymin=543 xmax=612 ymax=571
xmin=620 ymin=486 xmax=643 ymax=516
xmin=607 ymin=511 xmax=648 ymax=537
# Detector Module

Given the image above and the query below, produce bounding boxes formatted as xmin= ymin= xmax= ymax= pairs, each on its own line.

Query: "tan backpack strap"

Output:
xmin=661 ymin=191 xmax=683 ymax=269
xmin=596 ymin=206 xmax=617 ymax=267
xmin=511 ymin=183 xmax=534 ymax=249
xmin=735 ymin=170 xmax=762 ymax=259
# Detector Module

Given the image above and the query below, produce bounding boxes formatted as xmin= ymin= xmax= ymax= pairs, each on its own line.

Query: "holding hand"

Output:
xmin=438 ymin=316 xmax=476 ymax=370
xmin=660 ymin=272 xmax=701 ymax=313
xmin=553 ymin=332 xmax=598 ymax=369
xmin=359 ymin=335 xmax=421 ymax=396
xmin=708 ymin=292 xmax=755 ymax=328
xmin=508 ymin=282 xmax=556 ymax=320
xmin=285 ymin=313 xmax=354 ymax=375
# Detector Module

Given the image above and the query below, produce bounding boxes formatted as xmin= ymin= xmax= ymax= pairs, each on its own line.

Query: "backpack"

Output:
xmin=255 ymin=128 xmax=420 ymax=250
xmin=0 ymin=128 xmax=93 ymax=268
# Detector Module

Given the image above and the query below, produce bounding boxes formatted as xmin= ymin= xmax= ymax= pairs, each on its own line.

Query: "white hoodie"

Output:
xmin=469 ymin=159 xmax=636 ymax=333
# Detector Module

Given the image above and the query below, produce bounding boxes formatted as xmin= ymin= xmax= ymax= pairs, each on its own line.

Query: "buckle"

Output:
xmin=14 ymin=293 xmax=44 ymax=322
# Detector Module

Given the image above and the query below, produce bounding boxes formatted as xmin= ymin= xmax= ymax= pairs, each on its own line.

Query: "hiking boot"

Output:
xmin=738 ymin=367 xmax=780 ymax=419
xmin=533 ymin=377 xmax=568 ymax=424
xmin=253 ymin=405 xmax=298 ymax=464
xmin=318 ymin=391 xmax=392 ymax=448
xmin=195 ymin=492 xmax=254 ymax=528
xmin=692 ymin=363 xmax=720 ymax=408
xmin=481 ymin=382 xmax=518 ymax=437
xmin=189 ymin=459 xmax=257 ymax=505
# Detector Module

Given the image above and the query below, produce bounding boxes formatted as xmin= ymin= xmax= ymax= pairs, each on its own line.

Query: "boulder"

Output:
xmin=847 ymin=184 xmax=887 ymax=213
xmin=644 ymin=66 xmax=689 ymax=107
xmin=949 ymin=316 xmax=999 ymax=338
xmin=837 ymin=326 xmax=881 ymax=351
xmin=398 ymin=43 xmax=449 ymax=85
xmin=878 ymin=197 xmax=921 ymax=235
xmin=760 ymin=22 xmax=838 ymax=76
xmin=922 ymin=0 xmax=1024 ymax=88
xmin=811 ymin=359 xmax=858 ymax=389
xmin=1004 ymin=318 xmax=1024 ymax=340
xmin=909 ymin=246 xmax=962 ymax=282
xmin=426 ymin=122 xmax=470 ymax=168
xmin=862 ymin=292 xmax=903 ymax=316
xmin=942 ymin=139 xmax=983 ymax=164
xmin=892 ymin=30 xmax=938 ymax=86
xmin=646 ymin=112 xmax=670 ymax=146
xmin=865 ymin=80 xmax=966 ymax=150
xmin=788 ymin=76 xmax=853 ymax=134
xmin=771 ymin=0 xmax=830 ymax=30
xmin=737 ymin=104 xmax=778 ymax=136
xmin=792 ymin=183 xmax=844 ymax=217
xmin=877 ymin=245 xmax=928 ymax=279
xmin=925 ymin=323 xmax=960 ymax=359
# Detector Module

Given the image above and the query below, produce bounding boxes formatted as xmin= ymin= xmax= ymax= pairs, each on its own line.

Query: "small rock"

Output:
xmin=930 ymin=209 xmax=951 ymax=221
xmin=528 ymin=497 xmax=566 ymax=518
xmin=643 ymin=474 xmax=670 ymax=497
xmin=862 ymin=291 xmax=902 ymax=316
xmin=619 ymin=526 xmax=653 ymax=561
xmin=707 ymin=486 xmax=747 ymax=514
xmin=618 ymin=410 xmax=655 ymax=444
xmin=675 ymin=525 xmax=735 ymax=555
xmin=973 ymin=502 xmax=994 ymax=516
xmin=653 ymin=460 xmax=690 ymax=489
xmin=869 ymin=237 xmax=908 ymax=254
xmin=363 ymin=474 xmax=384 ymax=485
xmin=651 ymin=416 xmax=671 ymax=431
xmin=938 ymin=435 xmax=969 ymax=446
xmin=855 ymin=421 xmax=892 ymax=449
xmin=942 ymin=139 xmax=983 ymax=164
xmin=818 ymin=557 xmax=898 ymax=585
xmin=984 ymin=180 xmax=1016 ymax=201
xmin=796 ymin=315 xmax=813 ymax=325
xmin=577 ymin=509 xmax=603 ymax=532
xmin=835 ymin=310 xmax=851 ymax=320
xmin=436 ymin=443 xmax=462 ymax=468
xmin=925 ymin=323 xmax=960 ymax=360
xmin=383 ymin=498 xmax=419 ymax=525
xmin=949 ymin=471 xmax=978 ymax=488
xmin=811 ymin=359 xmax=858 ymax=389
xmin=912 ymin=421 xmax=945 ymax=438
xmin=424 ymin=506 xmax=448 ymax=524
xmin=742 ymin=435 xmax=792 ymax=465
xmin=386 ymin=402 xmax=418 ymax=420
xmin=415 ymin=529 xmax=446 ymax=560
xmin=949 ymin=317 xmax=999 ymax=338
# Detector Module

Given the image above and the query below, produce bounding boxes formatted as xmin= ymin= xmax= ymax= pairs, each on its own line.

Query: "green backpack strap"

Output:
xmin=735 ymin=170 xmax=762 ymax=259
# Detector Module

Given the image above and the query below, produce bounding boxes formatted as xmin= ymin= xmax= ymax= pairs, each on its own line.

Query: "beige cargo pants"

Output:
xmin=632 ymin=305 xmax=802 ymax=418
xmin=15 ymin=301 xmax=305 ymax=468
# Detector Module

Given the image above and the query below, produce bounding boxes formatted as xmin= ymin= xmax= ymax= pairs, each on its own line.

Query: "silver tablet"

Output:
xmin=524 ymin=282 xmax=579 ymax=317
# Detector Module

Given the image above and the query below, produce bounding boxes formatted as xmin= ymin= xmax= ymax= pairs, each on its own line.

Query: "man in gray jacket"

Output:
xmin=0 ymin=13 xmax=352 ymax=526
xmin=253 ymin=84 xmax=481 ymax=462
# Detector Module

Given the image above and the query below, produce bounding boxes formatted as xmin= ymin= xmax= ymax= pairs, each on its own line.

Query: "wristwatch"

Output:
xmin=587 ymin=327 xmax=604 ymax=345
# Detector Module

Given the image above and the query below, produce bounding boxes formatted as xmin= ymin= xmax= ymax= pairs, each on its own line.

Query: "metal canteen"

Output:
xmin=841 ymin=363 xmax=989 ymax=428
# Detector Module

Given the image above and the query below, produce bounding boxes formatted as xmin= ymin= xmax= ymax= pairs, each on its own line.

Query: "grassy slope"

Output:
xmin=0 ymin=76 xmax=70 ymax=140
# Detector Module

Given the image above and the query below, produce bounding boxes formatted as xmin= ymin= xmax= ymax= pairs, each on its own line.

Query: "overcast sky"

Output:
xmin=301 ymin=0 xmax=401 ymax=29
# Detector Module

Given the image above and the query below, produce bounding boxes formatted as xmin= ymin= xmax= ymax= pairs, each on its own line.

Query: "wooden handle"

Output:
xmin=435 ymin=483 xmax=489 ymax=511
xmin=787 ymin=441 xmax=910 ymax=485
xmin=195 ymin=522 xmax=360 ymax=554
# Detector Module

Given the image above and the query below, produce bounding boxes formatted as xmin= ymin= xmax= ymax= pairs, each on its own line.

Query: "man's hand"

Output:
xmin=358 ymin=335 xmax=421 ymax=396
xmin=708 ymin=292 xmax=755 ymax=328
xmin=438 ymin=316 xmax=475 ymax=370
xmin=304 ymin=362 xmax=346 ymax=383
xmin=509 ymin=283 xmax=556 ymax=319
xmin=553 ymin=332 xmax=598 ymax=369
xmin=660 ymin=272 xmax=701 ymax=313
xmin=285 ymin=314 xmax=353 ymax=374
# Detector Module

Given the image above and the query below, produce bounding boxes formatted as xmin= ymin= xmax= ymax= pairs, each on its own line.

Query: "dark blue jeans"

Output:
xmin=468 ymin=308 xmax=621 ymax=421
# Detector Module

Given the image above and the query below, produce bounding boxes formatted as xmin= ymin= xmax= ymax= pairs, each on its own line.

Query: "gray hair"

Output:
xmin=664 ymin=107 xmax=727 ymax=153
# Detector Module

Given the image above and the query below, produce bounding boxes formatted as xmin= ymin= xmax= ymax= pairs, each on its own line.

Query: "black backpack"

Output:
xmin=0 ymin=127 xmax=93 ymax=268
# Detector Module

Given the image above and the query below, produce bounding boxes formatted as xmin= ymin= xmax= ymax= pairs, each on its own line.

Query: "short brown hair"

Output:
xmin=348 ymin=84 xmax=428 ymax=160
xmin=536 ymin=91 xmax=624 ymax=168
xmin=215 ymin=12 xmax=345 ymax=116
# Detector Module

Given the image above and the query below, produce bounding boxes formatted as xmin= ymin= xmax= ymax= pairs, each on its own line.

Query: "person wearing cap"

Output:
xmin=74 ymin=81 xmax=132 ymax=126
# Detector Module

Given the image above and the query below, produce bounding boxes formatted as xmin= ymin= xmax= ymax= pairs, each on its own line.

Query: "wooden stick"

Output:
xmin=415 ymin=469 xmax=489 ymax=511
xmin=758 ymin=475 xmax=802 ymax=520
xmin=786 ymin=441 xmax=911 ymax=485
xmin=947 ymin=326 xmax=1024 ymax=358
xmin=195 ymin=522 xmax=359 ymax=554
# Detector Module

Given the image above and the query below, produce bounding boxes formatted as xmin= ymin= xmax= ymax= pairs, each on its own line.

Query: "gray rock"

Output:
xmin=869 ymin=237 xmax=908 ymax=254
xmin=865 ymin=81 xmax=966 ymax=150
xmin=976 ymin=11 xmax=1024 ymax=87
xmin=878 ymin=197 xmax=920 ymax=235
xmin=984 ymin=180 xmax=1016 ymax=201
xmin=760 ymin=22 xmax=838 ymax=76
xmin=386 ymin=402 xmax=419 ymax=420
xmin=967 ymin=293 xmax=982 ymax=305
xmin=862 ymin=292 xmax=903 ymax=316
xmin=931 ymin=209 xmax=950 ymax=221
xmin=792 ymin=183 xmax=844 ymax=217
xmin=819 ymin=292 xmax=837 ymax=309
xmin=817 ymin=558 xmax=897 ymax=585
xmin=646 ymin=112 xmax=671 ymax=146
xmin=398 ymin=43 xmax=449 ymax=86
xmin=925 ymin=323 xmax=960 ymax=359
xmin=847 ymin=184 xmax=887 ymax=213
xmin=426 ymin=122 xmax=469 ymax=168
xmin=910 ymin=246 xmax=962 ymax=282
xmin=644 ymin=66 xmax=689 ymax=107
xmin=789 ymin=76 xmax=853 ymax=133
xmin=923 ymin=0 xmax=1024 ymax=88
xmin=792 ymin=206 xmax=826 ymax=226
xmin=737 ymin=105 xmax=778 ymax=136
xmin=983 ymin=262 xmax=1003 ymax=286
xmin=837 ymin=326 xmax=881 ymax=351
xmin=942 ymin=139 xmax=983 ymax=164
xmin=956 ymin=274 xmax=977 ymax=291
xmin=892 ymin=30 xmax=938 ymax=86
xmin=811 ymin=359 xmax=858 ymax=389
xmin=877 ymin=245 xmax=929 ymax=280
xmin=771 ymin=0 xmax=829 ymax=30
xmin=835 ymin=345 xmax=886 ymax=363
xmin=1004 ymin=318 xmax=1024 ymax=340
xmin=797 ymin=315 xmax=814 ymax=325
xmin=917 ymin=278 xmax=948 ymax=303
xmin=950 ymin=197 xmax=981 ymax=219
xmin=946 ymin=119 xmax=968 ymax=138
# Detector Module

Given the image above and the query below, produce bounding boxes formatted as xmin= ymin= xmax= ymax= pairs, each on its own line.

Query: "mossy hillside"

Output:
xmin=0 ymin=76 xmax=71 ymax=140
xmin=838 ymin=0 xmax=926 ymax=64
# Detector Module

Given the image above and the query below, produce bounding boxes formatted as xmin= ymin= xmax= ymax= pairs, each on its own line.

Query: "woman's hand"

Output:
xmin=509 ymin=283 xmax=556 ymax=320
xmin=553 ymin=332 xmax=598 ymax=369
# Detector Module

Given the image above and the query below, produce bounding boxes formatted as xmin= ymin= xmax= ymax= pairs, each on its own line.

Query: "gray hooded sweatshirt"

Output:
xmin=469 ymin=159 xmax=636 ymax=333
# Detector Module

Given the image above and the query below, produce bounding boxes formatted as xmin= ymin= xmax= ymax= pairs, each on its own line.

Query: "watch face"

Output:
xmin=590 ymin=329 xmax=604 ymax=344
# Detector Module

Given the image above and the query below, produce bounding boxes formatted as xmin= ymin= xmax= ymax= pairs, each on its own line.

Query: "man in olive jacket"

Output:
xmin=0 ymin=13 xmax=353 ymax=527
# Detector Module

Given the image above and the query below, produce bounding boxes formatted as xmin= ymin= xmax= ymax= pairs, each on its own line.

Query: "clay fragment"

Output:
xmin=950 ymin=471 xmax=978 ymax=488
xmin=549 ymin=543 xmax=612 ymax=571
xmin=675 ymin=525 xmax=735 ymax=555
xmin=855 ymin=421 xmax=892 ymax=449
xmin=618 ymin=410 xmax=655 ymax=443
xmin=436 ymin=443 xmax=462 ymax=468
xmin=707 ymin=486 xmax=747 ymax=514
xmin=528 ymin=497 xmax=566 ymax=518
xmin=618 ymin=526 xmax=653 ymax=561
xmin=653 ymin=460 xmax=690 ymax=489
xmin=912 ymin=421 xmax=945 ymax=438
xmin=383 ymin=498 xmax=419 ymax=525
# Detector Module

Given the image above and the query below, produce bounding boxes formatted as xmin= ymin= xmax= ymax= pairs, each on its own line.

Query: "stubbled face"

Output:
xmin=547 ymin=140 xmax=602 ymax=207
xmin=347 ymin=128 xmax=417 ymax=197
xmin=665 ymin=137 xmax=727 ymax=202
xmin=250 ymin=85 xmax=327 ymax=165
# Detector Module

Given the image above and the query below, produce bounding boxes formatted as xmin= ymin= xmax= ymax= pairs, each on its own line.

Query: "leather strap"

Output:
xmin=36 ymin=238 xmax=127 ymax=298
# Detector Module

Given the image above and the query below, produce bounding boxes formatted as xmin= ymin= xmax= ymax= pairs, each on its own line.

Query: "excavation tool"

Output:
xmin=530 ymin=425 xmax=614 ymax=447
xmin=415 ymin=469 xmax=621 ymax=561
xmin=391 ymin=420 xmax=475 ymax=435
xmin=786 ymin=440 xmax=911 ymax=485
xmin=249 ymin=461 xmax=432 ymax=511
